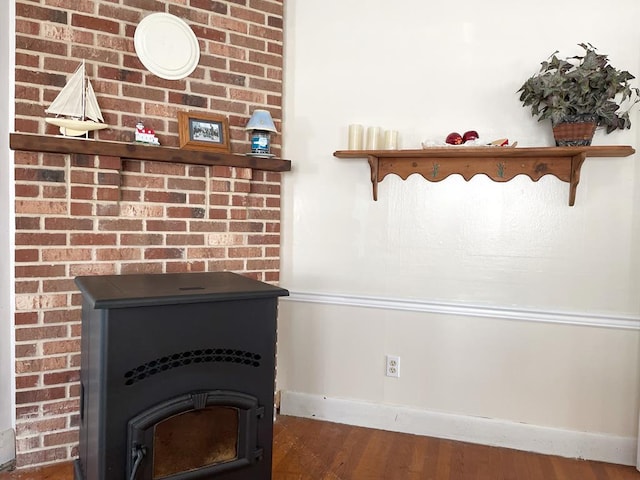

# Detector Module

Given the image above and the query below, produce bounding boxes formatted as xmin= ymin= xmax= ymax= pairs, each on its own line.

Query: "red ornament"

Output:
xmin=445 ymin=132 xmax=463 ymax=145
xmin=462 ymin=130 xmax=479 ymax=143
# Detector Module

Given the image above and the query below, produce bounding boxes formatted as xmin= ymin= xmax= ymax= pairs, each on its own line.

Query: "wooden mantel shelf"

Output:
xmin=10 ymin=133 xmax=291 ymax=172
xmin=333 ymin=145 xmax=635 ymax=205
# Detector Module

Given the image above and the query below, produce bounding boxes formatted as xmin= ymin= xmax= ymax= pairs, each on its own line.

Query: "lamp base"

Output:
xmin=250 ymin=130 xmax=271 ymax=155
xmin=246 ymin=153 xmax=275 ymax=158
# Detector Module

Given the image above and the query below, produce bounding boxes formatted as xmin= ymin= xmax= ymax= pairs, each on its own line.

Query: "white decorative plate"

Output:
xmin=134 ymin=13 xmax=200 ymax=80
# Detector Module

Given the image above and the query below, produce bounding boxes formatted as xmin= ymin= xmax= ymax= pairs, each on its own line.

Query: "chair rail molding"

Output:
xmin=283 ymin=291 xmax=640 ymax=331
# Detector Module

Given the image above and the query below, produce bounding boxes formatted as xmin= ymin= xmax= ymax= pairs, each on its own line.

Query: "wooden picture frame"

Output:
xmin=178 ymin=111 xmax=230 ymax=153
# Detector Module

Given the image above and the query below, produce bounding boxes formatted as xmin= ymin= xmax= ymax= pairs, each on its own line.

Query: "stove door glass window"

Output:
xmin=152 ymin=406 xmax=239 ymax=479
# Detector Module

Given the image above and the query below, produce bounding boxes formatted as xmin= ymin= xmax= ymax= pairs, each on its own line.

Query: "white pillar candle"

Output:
xmin=366 ymin=127 xmax=381 ymax=150
xmin=348 ymin=124 xmax=364 ymax=150
xmin=383 ymin=130 xmax=399 ymax=150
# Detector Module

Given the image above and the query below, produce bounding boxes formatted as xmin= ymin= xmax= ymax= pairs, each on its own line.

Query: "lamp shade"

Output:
xmin=245 ymin=109 xmax=277 ymax=133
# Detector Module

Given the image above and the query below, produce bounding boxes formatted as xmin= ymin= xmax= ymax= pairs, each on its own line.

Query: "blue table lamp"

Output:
xmin=246 ymin=109 xmax=277 ymax=156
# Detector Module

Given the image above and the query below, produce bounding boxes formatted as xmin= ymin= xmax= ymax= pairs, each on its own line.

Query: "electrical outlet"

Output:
xmin=385 ymin=355 xmax=400 ymax=378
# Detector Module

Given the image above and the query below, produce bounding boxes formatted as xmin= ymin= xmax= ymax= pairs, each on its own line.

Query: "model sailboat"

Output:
xmin=45 ymin=61 xmax=109 ymax=137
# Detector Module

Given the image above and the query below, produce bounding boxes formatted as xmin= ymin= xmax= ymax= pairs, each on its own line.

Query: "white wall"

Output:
xmin=0 ymin=0 xmax=16 ymax=468
xmin=279 ymin=0 xmax=640 ymax=465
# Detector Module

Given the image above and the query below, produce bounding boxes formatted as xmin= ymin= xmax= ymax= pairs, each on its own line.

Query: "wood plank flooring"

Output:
xmin=1 ymin=415 xmax=639 ymax=479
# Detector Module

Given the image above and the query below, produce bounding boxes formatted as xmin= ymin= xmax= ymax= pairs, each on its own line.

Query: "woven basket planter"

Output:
xmin=552 ymin=115 xmax=597 ymax=146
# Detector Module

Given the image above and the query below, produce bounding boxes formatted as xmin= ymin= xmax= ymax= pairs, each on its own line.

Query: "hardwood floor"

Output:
xmin=1 ymin=415 xmax=639 ymax=479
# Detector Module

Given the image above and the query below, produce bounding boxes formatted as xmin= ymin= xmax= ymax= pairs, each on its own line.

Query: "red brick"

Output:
xmin=43 ymin=340 xmax=80 ymax=356
xmin=165 ymin=207 xmax=206 ymax=219
xmin=42 ymin=399 xmax=80 ymax=417
xmin=15 ymin=325 xmax=67 ymax=342
xmin=143 ymin=190 xmax=186 ymax=204
xmin=15 ymin=233 xmax=67 ymax=246
xmin=96 ymin=204 xmax=120 ymax=216
xmin=15 ymin=38 xmax=67 ymax=58
xmin=189 ymin=221 xmax=226 ymax=233
xmin=96 ymin=186 xmax=120 ymax=201
xmin=120 ymin=263 xmax=163 ymax=275
xmin=17 ymin=3 xmax=68 ymax=22
xmin=69 ymin=233 xmax=117 ymax=246
xmin=186 ymin=247 xmax=225 ymax=259
xmin=15 ymin=310 xmax=38 ymax=324
xmin=43 ymin=370 xmax=80 ymax=385
xmin=167 ymin=178 xmax=207 ymax=191
xmin=16 ymin=387 xmax=66 ymax=405
xmin=95 ymin=247 xmax=142 ymax=261
xmin=15 ymin=343 xmax=37 ymax=358
xmin=249 ymin=209 xmax=279 ymax=220
xmin=97 ymin=219 xmax=143 ymax=231
xmin=230 ymin=209 xmax=247 ymax=220
xmin=120 ymin=234 xmax=164 ymax=245
xmin=247 ymin=234 xmax=279 ymax=245
xmin=43 ymin=430 xmax=79 ymax=447
xmin=229 ymin=247 xmax=262 ymax=258
xmin=16 ymin=436 xmax=41 ymax=451
xmin=144 ymin=248 xmax=184 ymax=260
xmin=247 ymin=259 xmax=279 ymax=270
xmin=15 ymin=184 xmax=39 ymax=198
xmin=68 ymin=263 xmax=117 ymax=277
xmin=42 ymin=279 xmax=77 ymax=293
xmin=72 ymin=14 xmax=119 ymax=34
xmin=168 ymin=234 xmax=206 ymax=246
xmin=43 ymin=309 xmax=80 ymax=324
xmin=44 ymin=218 xmax=94 ymax=231
xmin=41 ymin=248 xmax=92 ymax=262
xmin=230 ymin=6 xmax=266 ymax=25
xmin=230 ymin=221 xmax=263 ymax=232
xmin=70 ymin=202 xmax=93 ymax=216
xmin=15 ymin=249 xmax=39 ymax=262
xmin=15 ymin=405 xmax=39 ymax=420
xmin=16 ymin=375 xmax=40 ymax=389
xmin=42 ymin=185 xmax=67 ymax=199
xmin=249 ymin=23 xmax=282 ymax=43
xmin=207 ymin=259 xmax=245 ymax=271
xmin=145 ymin=220 xmax=187 ymax=232
xmin=15 ymin=418 xmax=66 ymax=436
xmin=165 ymin=261 xmax=207 ymax=273
xmin=15 ymin=264 xmax=66 ymax=278
xmin=15 ymin=200 xmax=68 ymax=216
xmin=264 ymin=271 xmax=280 ymax=282
xmin=15 ymin=447 xmax=68 ymax=468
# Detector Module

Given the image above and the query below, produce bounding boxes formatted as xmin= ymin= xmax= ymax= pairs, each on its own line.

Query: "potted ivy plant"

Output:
xmin=517 ymin=43 xmax=640 ymax=146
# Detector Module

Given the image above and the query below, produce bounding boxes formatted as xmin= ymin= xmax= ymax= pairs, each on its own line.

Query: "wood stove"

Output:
xmin=73 ymin=272 xmax=289 ymax=480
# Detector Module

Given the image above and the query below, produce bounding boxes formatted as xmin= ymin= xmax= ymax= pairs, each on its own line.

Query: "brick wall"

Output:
xmin=12 ymin=0 xmax=284 ymax=468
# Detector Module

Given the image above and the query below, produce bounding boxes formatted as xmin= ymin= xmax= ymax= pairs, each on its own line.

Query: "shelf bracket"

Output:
xmin=367 ymin=155 xmax=379 ymax=201
xmin=568 ymin=152 xmax=587 ymax=207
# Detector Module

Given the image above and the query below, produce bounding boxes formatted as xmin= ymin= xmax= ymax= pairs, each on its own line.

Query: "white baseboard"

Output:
xmin=0 ymin=428 xmax=15 ymax=469
xmin=280 ymin=391 xmax=637 ymax=466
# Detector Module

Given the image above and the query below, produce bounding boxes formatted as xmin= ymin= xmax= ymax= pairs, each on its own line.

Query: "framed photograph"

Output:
xmin=178 ymin=111 xmax=230 ymax=153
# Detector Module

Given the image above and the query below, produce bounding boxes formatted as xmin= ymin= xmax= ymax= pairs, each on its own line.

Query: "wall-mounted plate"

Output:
xmin=134 ymin=13 xmax=200 ymax=80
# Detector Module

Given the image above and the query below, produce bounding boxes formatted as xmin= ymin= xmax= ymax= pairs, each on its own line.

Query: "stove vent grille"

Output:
xmin=124 ymin=348 xmax=262 ymax=386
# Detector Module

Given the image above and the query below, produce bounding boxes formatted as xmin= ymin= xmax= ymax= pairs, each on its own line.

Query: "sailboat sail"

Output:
xmin=45 ymin=60 xmax=108 ymax=137
xmin=45 ymin=64 xmax=85 ymax=118
xmin=85 ymin=80 xmax=104 ymax=123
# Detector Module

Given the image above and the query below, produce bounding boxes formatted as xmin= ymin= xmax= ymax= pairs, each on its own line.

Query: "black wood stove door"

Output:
xmin=128 ymin=390 xmax=263 ymax=480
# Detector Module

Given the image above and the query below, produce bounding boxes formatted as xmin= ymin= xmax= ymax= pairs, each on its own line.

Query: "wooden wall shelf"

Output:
xmin=333 ymin=145 xmax=635 ymax=205
xmin=10 ymin=133 xmax=291 ymax=172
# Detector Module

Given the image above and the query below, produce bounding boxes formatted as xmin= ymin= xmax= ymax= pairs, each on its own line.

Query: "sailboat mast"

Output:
xmin=81 ymin=60 xmax=86 ymax=120
xmin=82 ymin=60 xmax=88 ymax=138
